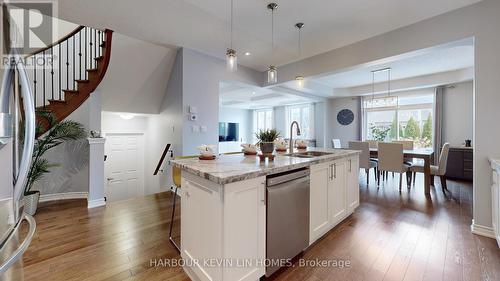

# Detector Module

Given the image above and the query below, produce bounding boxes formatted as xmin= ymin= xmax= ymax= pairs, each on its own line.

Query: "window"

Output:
xmin=253 ymin=108 xmax=274 ymax=133
xmin=286 ymin=104 xmax=315 ymax=140
xmin=362 ymin=92 xmax=434 ymax=148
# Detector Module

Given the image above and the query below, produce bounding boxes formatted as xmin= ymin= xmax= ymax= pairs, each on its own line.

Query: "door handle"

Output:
xmin=349 ymin=159 xmax=352 ymax=172
xmin=107 ymin=177 xmax=115 ymax=181
xmin=329 ymin=164 xmax=333 ymax=180
xmin=334 ymin=163 xmax=337 ymax=179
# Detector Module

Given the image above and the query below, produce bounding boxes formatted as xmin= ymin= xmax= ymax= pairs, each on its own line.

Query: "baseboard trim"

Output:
xmin=471 ymin=220 xmax=496 ymax=239
xmin=39 ymin=192 xmax=88 ymax=203
xmin=87 ymin=198 xmax=106 ymax=209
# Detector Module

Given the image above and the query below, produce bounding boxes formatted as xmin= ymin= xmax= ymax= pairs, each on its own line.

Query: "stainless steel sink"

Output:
xmin=286 ymin=151 xmax=333 ymax=158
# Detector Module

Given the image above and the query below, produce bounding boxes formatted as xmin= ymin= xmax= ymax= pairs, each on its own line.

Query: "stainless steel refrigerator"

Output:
xmin=0 ymin=45 xmax=37 ymax=275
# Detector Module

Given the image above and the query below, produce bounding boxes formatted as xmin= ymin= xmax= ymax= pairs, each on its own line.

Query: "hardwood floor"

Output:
xmin=7 ymin=174 xmax=500 ymax=281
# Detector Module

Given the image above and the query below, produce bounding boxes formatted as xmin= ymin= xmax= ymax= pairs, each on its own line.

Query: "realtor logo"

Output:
xmin=1 ymin=0 xmax=58 ymax=67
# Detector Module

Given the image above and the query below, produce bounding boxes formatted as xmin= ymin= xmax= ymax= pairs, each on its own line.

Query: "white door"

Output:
xmin=104 ymin=133 xmax=144 ymax=202
xmin=329 ymin=160 xmax=347 ymax=226
xmin=309 ymin=162 xmax=331 ymax=244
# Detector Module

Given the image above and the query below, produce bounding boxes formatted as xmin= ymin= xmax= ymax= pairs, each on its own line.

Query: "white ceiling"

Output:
xmin=222 ymin=39 xmax=474 ymax=108
xmin=313 ymin=42 xmax=474 ymax=89
xmin=57 ymin=0 xmax=481 ymax=71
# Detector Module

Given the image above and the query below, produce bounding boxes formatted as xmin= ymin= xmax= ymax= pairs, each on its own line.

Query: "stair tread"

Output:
xmin=75 ymin=79 xmax=90 ymax=83
xmin=48 ymin=99 xmax=67 ymax=103
xmin=95 ymin=56 xmax=104 ymax=61
xmin=87 ymin=68 xmax=98 ymax=72
xmin=63 ymin=89 xmax=79 ymax=93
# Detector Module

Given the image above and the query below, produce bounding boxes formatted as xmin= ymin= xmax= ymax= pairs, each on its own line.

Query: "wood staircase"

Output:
xmin=24 ymin=26 xmax=113 ymax=137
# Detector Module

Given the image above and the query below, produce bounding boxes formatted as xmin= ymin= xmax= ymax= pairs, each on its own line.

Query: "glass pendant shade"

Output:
xmin=226 ymin=49 xmax=237 ymax=72
xmin=267 ymin=65 xmax=277 ymax=83
xmin=295 ymin=76 xmax=304 ymax=88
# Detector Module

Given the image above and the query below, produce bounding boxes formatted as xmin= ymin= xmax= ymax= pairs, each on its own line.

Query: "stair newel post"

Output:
xmin=50 ymin=46 xmax=54 ymax=101
xmin=42 ymin=50 xmax=45 ymax=108
xmin=94 ymin=29 xmax=97 ymax=67
xmin=79 ymin=29 xmax=82 ymax=80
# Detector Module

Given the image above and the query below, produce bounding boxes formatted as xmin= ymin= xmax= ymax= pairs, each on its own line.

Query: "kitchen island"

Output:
xmin=171 ymin=148 xmax=360 ymax=281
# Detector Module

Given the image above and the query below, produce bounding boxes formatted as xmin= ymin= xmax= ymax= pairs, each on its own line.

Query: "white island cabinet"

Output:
xmin=181 ymin=172 xmax=266 ymax=281
xmin=309 ymin=156 xmax=359 ymax=245
xmin=172 ymin=148 xmax=361 ymax=281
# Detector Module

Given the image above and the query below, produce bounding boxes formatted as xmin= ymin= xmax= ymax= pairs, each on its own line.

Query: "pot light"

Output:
xmin=119 ymin=113 xmax=135 ymax=120
xmin=245 ymin=52 xmax=251 ymax=56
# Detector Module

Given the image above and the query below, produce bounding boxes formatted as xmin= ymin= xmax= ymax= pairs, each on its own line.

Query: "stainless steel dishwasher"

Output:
xmin=266 ymin=168 xmax=310 ymax=277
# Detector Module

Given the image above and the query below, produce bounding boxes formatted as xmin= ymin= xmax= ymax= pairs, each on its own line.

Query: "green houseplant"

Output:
xmin=24 ymin=112 xmax=86 ymax=215
xmin=255 ymin=129 xmax=280 ymax=154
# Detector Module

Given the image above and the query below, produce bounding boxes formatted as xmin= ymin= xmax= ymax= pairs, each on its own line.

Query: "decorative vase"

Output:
xmin=260 ymin=142 xmax=275 ymax=154
xmin=24 ymin=191 xmax=40 ymax=216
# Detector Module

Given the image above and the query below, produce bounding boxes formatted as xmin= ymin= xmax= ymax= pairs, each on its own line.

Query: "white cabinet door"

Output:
xmin=347 ymin=156 xmax=360 ymax=214
xmin=181 ymin=177 xmax=222 ymax=281
xmin=309 ymin=162 xmax=331 ymax=244
xmin=223 ymin=177 xmax=266 ymax=281
xmin=492 ymin=171 xmax=499 ymax=246
xmin=329 ymin=160 xmax=347 ymax=227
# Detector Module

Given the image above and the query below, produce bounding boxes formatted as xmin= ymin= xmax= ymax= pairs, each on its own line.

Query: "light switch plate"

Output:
xmin=189 ymin=106 xmax=198 ymax=114
xmin=192 ymin=125 xmax=200 ymax=133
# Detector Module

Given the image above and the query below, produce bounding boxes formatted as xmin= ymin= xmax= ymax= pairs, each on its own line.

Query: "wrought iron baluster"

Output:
xmin=42 ymin=50 xmax=45 ymax=108
xmin=73 ymin=36 xmax=75 ymax=90
xmin=85 ymin=27 xmax=87 ymax=79
xmin=66 ymin=40 xmax=69 ymax=90
xmin=59 ymin=43 xmax=61 ymax=100
xmin=79 ymin=29 xmax=82 ymax=80
xmin=89 ymin=28 xmax=93 ymax=70
xmin=98 ymin=30 xmax=101 ymax=58
xmin=51 ymin=46 xmax=54 ymax=100
xmin=94 ymin=29 xmax=97 ymax=67
xmin=33 ymin=56 xmax=37 ymax=107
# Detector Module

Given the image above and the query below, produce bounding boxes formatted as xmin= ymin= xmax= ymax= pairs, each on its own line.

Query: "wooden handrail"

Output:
xmin=24 ymin=26 xmax=85 ymax=58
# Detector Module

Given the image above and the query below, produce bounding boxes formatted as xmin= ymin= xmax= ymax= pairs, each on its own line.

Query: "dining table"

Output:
xmin=369 ymin=147 xmax=434 ymax=195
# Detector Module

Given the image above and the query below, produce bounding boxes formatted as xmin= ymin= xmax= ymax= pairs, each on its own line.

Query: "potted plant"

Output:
xmin=23 ymin=112 xmax=86 ymax=215
xmin=255 ymin=129 xmax=280 ymax=154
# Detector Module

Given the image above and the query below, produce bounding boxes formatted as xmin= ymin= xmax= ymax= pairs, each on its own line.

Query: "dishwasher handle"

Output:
xmin=267 ymin=169 xmax=309 ymax=187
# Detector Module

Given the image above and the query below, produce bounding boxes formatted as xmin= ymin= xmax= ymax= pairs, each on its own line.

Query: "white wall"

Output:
xmin=442 ymin=81 xmax=473 ymax=146
xmin=325 ymin=97 xmax=361 ymax=148
xmin=181 ymin=49 xmax=261 ymax=155
xmin=98 ymin=33 xmax=177 ymax=114
xmin=273 ymin=106 xmax=287 ymax=137
xmin=218 ymin=107 xmax=252 ymax=143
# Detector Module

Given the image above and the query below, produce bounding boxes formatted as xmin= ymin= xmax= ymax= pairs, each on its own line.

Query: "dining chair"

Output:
xmin=393 ymin=140 xmax=415 ymax=165
xmin=377 ymin=142 xmax=411 ymax=190
xmin=409 ymin=143 xmax=450 ymax=191
xmin=349 ymin=141 xmax=378 ymax=185
xmin=332 ymin=139 xmax=342 ymax=148
xmin=169 ymin=155 xmax=198 ymax=252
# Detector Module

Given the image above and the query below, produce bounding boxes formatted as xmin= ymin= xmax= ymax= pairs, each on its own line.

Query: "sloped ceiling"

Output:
xmin=97 ymin=33 xmax=177 ymax=114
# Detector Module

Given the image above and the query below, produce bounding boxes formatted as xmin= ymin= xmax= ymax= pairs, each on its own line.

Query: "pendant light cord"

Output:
xmin=230 ymin=0 xmax=233 ymax=49
xmin=271 ymin=8 xmax=274 ymax=57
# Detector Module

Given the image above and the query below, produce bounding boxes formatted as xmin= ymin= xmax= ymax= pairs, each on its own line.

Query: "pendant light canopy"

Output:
xmin=294 ymin=22 xmax=305 ymax=88
xmin=267 ymin=3 xmax=278 ymax=84
xmin=226 ymin=0 xmax=237 ymax=72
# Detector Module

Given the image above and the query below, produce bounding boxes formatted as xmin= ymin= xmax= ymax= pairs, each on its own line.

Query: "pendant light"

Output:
xmin=294 ymin=22 xmax=304 ymax=88
xmin=267 ymin=3 xmax=278 ymax=84
xmin=371 ymin=67 xmax=392 ymax=104
xmin=226 ymin=0 xmax=237 ymax=72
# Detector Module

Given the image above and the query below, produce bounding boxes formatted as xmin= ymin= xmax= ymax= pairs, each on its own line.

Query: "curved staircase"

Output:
xmin=25 ymin=26 xmax=113 ymax=137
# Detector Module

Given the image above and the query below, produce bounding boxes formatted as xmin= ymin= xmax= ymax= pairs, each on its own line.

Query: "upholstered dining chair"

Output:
xmin=409 ymin=143 xmax=450 ymax=191
xmin=366 ymin=140 xmax=378 ymax=149
xmin=377 ymin=142 xmax=411 ymax=190
xmin=349 ymin=141 xmax=378 ymax=185
xmin=332 ymin=139 xmax=342 ymax=148
xmin=393 ymin=140 xmax=415 ymax=165
xmin=170 ymin=155 xmax=198 ymax=252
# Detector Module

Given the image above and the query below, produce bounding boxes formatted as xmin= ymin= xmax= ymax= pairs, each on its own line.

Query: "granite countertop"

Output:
xmin=171 ymin=148 xmax=360 ymax=184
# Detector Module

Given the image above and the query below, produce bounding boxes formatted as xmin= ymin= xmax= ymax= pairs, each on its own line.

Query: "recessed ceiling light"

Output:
xmin=252 ymin=91 xmax=256 ymax=95
xmin=245 ymin=52 xmax=251 ymax=56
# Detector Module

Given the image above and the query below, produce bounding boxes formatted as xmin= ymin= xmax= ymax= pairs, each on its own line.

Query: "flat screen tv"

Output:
xmin=219 ymin=122 xmax=239 ymax=142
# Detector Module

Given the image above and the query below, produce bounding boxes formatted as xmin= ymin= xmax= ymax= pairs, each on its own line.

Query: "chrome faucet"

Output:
xmin=289 ymin=121 xmax=301 ymax=151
